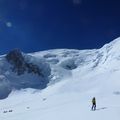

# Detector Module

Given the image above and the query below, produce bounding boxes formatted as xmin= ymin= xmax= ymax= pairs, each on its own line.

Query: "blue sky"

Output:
xmin=0 ymin=0 xmax=120 ymax=54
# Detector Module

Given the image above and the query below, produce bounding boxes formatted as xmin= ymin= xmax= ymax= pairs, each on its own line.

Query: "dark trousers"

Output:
xmin=92 ymin=104 xmax=96 ymax=110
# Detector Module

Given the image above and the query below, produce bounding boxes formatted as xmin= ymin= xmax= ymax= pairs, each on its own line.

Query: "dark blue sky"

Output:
xmin=0 ymin=0 xmax=120 ymax=54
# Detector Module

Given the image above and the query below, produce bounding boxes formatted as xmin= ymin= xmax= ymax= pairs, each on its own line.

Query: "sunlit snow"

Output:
xmin=0 ymin=37 xmax=120 ymax=120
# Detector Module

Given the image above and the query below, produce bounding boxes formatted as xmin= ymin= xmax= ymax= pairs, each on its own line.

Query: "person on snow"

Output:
xmin=91 ymin=97 xmax=96 ymax=110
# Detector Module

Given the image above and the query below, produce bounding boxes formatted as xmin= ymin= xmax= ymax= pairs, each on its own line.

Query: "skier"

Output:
xmin=91 ymin=97 xmax=96 ymax=111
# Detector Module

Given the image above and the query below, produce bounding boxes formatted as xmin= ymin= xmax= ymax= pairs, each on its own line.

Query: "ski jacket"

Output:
xmin=92 ymin=98 xmax=96 ymax=104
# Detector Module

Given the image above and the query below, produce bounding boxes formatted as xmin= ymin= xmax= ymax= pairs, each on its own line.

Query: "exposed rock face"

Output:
xmin=0 ymin=49 xmax=51 ymax=99
xmin=6 ymin=49 xmax=26 ymax=75
xmin=6 ymin=49 xmax=44 ymax=76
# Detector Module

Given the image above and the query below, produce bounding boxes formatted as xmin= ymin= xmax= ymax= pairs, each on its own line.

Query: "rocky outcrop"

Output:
xmin=6 ymin=49 xmax=44 ymax=76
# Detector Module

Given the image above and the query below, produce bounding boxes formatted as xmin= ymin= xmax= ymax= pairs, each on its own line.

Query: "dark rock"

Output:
xmin=6 ymin=49 xmax=44 ymax=76
xmin=6 ymin=49 xmax=26 ymax=75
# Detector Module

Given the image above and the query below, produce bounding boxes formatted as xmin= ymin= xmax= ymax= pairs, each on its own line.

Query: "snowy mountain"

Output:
xmin=0 ymin=37 xmax=120 ymax=120
xmin=0 ymin=49 xmax=51 ymax=99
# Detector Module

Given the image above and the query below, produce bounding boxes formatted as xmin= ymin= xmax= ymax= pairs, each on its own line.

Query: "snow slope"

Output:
xmin=0 ymin=37 xmax=120 ymax=120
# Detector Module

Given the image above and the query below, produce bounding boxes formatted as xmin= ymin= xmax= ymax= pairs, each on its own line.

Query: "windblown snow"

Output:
xmin=0 ymin=37 xmax=120 ymax=120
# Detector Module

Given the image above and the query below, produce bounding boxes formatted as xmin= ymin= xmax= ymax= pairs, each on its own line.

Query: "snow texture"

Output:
xmin=0 ymin=37 xmax=120 ymax=120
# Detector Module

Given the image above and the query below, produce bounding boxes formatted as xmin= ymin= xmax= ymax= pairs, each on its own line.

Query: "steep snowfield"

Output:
xmin=0 ymin=37 xmax=120 ymax=120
